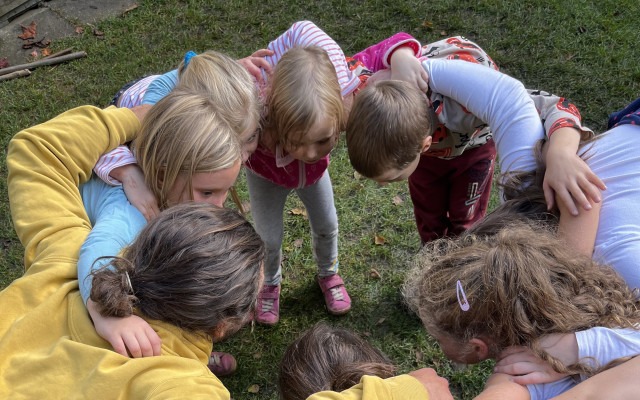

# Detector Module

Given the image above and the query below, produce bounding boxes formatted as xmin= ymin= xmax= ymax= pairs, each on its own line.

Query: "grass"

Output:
xmin=1 ymin=0 xmax=638 ymax=399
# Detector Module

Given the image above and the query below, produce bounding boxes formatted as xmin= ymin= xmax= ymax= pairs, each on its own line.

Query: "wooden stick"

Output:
xmin=0 ymin=51 xmax=86 ymax=76
xmin=229 ymin=186 xmax=246 ymax=214
xmin=0 ymin=69 xmax=31 ymax=82
xmin=41 ymin=47 xmax=74 ymax=60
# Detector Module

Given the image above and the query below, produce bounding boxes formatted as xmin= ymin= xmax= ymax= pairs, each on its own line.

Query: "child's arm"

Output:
xmin=111 ymin=164 xmax=160 ymax=221
xmin=351 ymin=32 xmax=422 ymax=73
xmin=265 ymin=20 xmax=361 ymax=97
xmin=236 ymin=48 xmax=274 ymax=85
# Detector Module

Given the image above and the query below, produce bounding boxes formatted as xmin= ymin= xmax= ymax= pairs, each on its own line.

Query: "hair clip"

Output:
xmin=124 ymin=270 xmax=134 ymax=293
xmin=456 ymin=280 xmax=470 ymax=311
xmin=184 ymin=51 xmax=197 ymax=67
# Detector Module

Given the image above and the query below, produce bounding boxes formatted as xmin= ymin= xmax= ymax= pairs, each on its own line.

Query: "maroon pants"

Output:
xmin=408 ymin=140 xmax=496 ymax=243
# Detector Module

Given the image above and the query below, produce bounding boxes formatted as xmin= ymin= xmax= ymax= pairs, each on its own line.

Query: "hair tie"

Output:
xmin=124 ymin=271 xmax=134 ymax=293
xmin=456 ymin=280 xmax=469 ymax=311
xmin=184 ymin=51 xmax=197 ymax=67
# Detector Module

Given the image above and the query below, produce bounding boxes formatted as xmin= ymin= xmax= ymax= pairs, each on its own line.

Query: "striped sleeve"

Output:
xmin=265 ymin=20 xmax=360 ymax=97
xmin=93 ymin=145 xmax=137 ymax=185
xmin=117 ymin=75 xmax=161 ymax=108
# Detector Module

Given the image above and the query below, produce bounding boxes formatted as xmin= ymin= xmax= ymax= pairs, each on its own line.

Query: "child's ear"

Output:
xmin=420 ymin=136 xmax=432 ymax=154
xmin=156 ymin=170 xmax=165 ymax=189
xmin=469 ymin=338 xmax=490 ymax=362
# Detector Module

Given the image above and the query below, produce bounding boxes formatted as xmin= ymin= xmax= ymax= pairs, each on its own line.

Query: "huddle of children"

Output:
xmin=4 ymin=18 xmax=640 ymax=400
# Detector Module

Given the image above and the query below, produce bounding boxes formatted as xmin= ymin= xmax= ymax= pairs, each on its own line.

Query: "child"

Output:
xmin=2 ymin=104 xmax=264 ymax=398
xmin=403 ymin=221 xmax=640 ymax=399
xmin=79 ymin=89 xmax=245 ymax=376
xmin=346 ymin=36 xmax=603 ymax=243
xmin=279 ymin=322 xmax=397 ymax=400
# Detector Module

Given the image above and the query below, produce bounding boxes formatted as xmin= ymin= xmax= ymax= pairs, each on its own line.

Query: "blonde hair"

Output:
xmin=346 ymin=80 xmax=435 ymax=178
xmin=264 ymin=46 xmax=344 ymax=148
xmin=177 ymin=50 xmax=260 ymax=137
xmin=404 ymin=222 xmax=640 ymax=377
xmin=134 ymin=89 xmax=241 ymax=209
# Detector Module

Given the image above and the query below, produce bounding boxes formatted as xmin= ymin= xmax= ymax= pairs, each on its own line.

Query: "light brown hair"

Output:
xmin=90 ymin=203 xmax=265 ymax=337
xmin=264 ymin=46 xmax=344 ymax=149
xmin=346 ymin=80 xmax=435 ymax=178
xmin=133 ymin=89 xmax=241 ymax=209
xmin=404 ymin=221 xmax=640 ymax=376
xmin=278 ymin=322 xmax=396 ymax=400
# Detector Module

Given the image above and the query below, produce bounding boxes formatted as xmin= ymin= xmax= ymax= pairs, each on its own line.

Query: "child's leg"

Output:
xmin=447 ymin=140 xmax=496 ymax=236
xmin=246 ymin=170 xmax=291 ymax=286
xmin=408 ymin=155 xmax=453 ymax=243
xmin=296 ymin=172 xmax=338 ymax=277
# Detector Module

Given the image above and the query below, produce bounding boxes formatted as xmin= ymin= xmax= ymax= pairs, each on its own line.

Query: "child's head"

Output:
xmin=346 ymin=80 xmax=435 ymax=183
xmin=265 ymin=46 xmax=345 ymax=164
xmin=134 ymin=89 xmax=242 ymax=209
xmin=404 ymin=222 xmax=640 ymax=371
xmin=177 ymin=50 xmax=261 ymax=162
xmin=279 ymin=322 xmax=396 ymax=400
xmin=90 ymin=202 xmax=265 ymax=340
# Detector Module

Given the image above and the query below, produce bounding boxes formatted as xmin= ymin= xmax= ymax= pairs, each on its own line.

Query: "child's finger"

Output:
xmin=542 ymin=184 xmax=556 ymax=211
xmin=250 ymin=48 xmax=274 ymax=57
xmin=135 ymin=331 xmax=155 ymax=358
xmin=110 ymin=336 xmax=129 ymax=358
xmin=557 ymin=189 xmax=579 ymax=215
xmin=144 ymin=325 xmax=162 ymax=356
xmin=568 ymin=183 xmax=591 ymax=211
xmin=123 ymin=332 xmax=142 ymax=358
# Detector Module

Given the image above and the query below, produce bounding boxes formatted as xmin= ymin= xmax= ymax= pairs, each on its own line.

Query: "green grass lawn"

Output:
xmin=1 ymin=0 xmax=638 ymax=399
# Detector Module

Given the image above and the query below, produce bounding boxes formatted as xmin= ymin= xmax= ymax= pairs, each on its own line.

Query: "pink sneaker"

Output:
xmin=256 ymin=285 xmax=280 ymax=325
xmin=208 ymin=352 xmax=237 ymax=376
xmin=317 ymin=274 xmax=351 ymax=315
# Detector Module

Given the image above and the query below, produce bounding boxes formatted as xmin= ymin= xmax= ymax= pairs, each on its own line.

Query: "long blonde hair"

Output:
xmin=134 ymin=89 xmax=240 ymax=209
xmin=264 ymin=46 xmax=344 ymax=149
xmin=177 ymin=50 xmax=260 ymax=137
xmin=404 ymin=222 xmax=640 ymax=376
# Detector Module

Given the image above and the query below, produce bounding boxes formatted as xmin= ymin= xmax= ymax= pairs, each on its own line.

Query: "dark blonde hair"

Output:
xmin=279 ymin=322 xmax=396 ymax=400
xmin=264 ymin=46 xmax=344 ymax=149
xmin=346 ymin=80 xmax=435 ymax=178
xmin=134 ymin=89 xmax=241 ymax=209
xmin=177 ymin=50 xmax=260 ymax=137
xmin=90 ymin=203 xmax=265 ymax=337
xmin=404 ymin=222 xmax=640 ymax=376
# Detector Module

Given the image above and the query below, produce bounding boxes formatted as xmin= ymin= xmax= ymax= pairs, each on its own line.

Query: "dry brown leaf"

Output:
xmin=293 ymin=238 xmax=303 ymax=248
xmin=368 ymin=269 xmax=381 ymax=279
xmin=247 ymin=384 xmax=260 ymax=393
xmin=374 ymin=234 xmax=387 ymax=245
xmin=75 ymin=26 xmax=84 ymax=34
xmin=415 ymin=350 xmax=424 ymax=362
xmin=29 ymin=49 xmax=39 ymax=58
xmin=253 ymin=353 xmax=261 ymax=359
xmin=0 ymin=57 xmax=9 ymax=69
xmin=353 ymin=171 xmax=362 ymax=180
xmin=392 ymin=195 xmax=403 ymax=206
xmin=122 ymin=4 xmax=139 ymax=17
xmin=93 ymin=28 xmax=104 ymax=38
xmin=41 ymin=47 xmax=51 ymax=56
xmin=290 ymin=207 xmax=307 ymax=216
xmin=422 ymin=21 xmax=433 ymax=28
xmin=18 ymin=22 xmax=37 ymax=40
xmin=440 ymin=30 xmax=447 ymax=36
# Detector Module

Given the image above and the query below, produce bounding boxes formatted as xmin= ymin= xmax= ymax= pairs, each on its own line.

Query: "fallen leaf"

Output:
xmin=377 ymin=317 xmax=386 ymax=324
xmin=0 ymin=57 xmax=9 ymax=69
xmin=247 ymin=384 xmax=260 ymax=393
xmin=22 ymin=37 xmax=50 ymax=49
xmin=392 ymin=195 xmax=403 ymax=205
xmin=368 ymin=269 xmax=381 ymax=279
xmin=41 ymin=47 xmax=51 ymax=56
xmin=353 ymin=171 xmax=362 ymax=180
xmin=422 ymin=21 xmax=433 ymax=28
xmin=75 ymin=26 xmax=84 ymax=34
xmin=253 ymin=353 xmax=261 ymax=359
xmin=293 ymin=238 xmax=303 ymax=248
xmin=18 ymin=21 xmax=37 ymax=40
xmin=290 ymin=207 xmax=307 ymax=216
xmin=415 ymin=350 xmax=424 ymax=362
xmin=440 ymin=30 xmax=447 ymax=36
xmin=122 ymin=4 xmax=138 ymax=17
xmin=374 ymin=234 xmax=387 ymax=245
xmin=30 ymin=49 xmax=39 ymax=58
xmin=93 ymin=28 xmax=104 ymax=38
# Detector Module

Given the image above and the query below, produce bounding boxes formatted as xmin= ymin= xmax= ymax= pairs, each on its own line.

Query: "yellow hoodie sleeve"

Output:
xmin=307 ymin=375 xmax=430 ymax=400
xmin=7 ymin=105 xmax=140 ymax=272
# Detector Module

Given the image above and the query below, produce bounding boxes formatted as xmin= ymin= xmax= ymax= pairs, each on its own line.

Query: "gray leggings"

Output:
xmin=246 ymin=169 xmax=339 ymax=286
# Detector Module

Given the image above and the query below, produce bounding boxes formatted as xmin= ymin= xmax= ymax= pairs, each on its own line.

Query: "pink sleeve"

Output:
xmin=352 ymin=32 xmax=421 ymax=72
xmin=93 ymin=145 xmax=137 ymax=186
xmin=264 ymin=20 xmax=361 ymax=97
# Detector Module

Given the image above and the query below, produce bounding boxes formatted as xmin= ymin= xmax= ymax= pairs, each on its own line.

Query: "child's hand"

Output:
xmin=408 ymin=368 xmax=453 ymax=400
xmin=494 ymin=346 xmax=568 ymax=385
xmin=237 ymin=49 xmax=274 ymax=85
xmin=390 ymin=47 xmax=429 ymax=92
xmin=111 ymin=164 xmax=160 ymax=221
xmin=544 ymin=127 xmax=606 ymax=215
xmin=87 ymin=299 xmax=162 ymax=358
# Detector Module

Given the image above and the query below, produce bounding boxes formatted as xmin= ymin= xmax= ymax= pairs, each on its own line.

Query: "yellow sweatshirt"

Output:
xmin=307 ymin=375 xmax=430 ymax=400
xmin=2 ymin=106 xmax=229 ymax=399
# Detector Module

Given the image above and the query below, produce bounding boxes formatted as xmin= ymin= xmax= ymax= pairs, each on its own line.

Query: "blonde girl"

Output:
xmin=404 ymin=221 xmax=640 ymax=399
xmin=79 ymin=89 xmax=245 ymax=375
